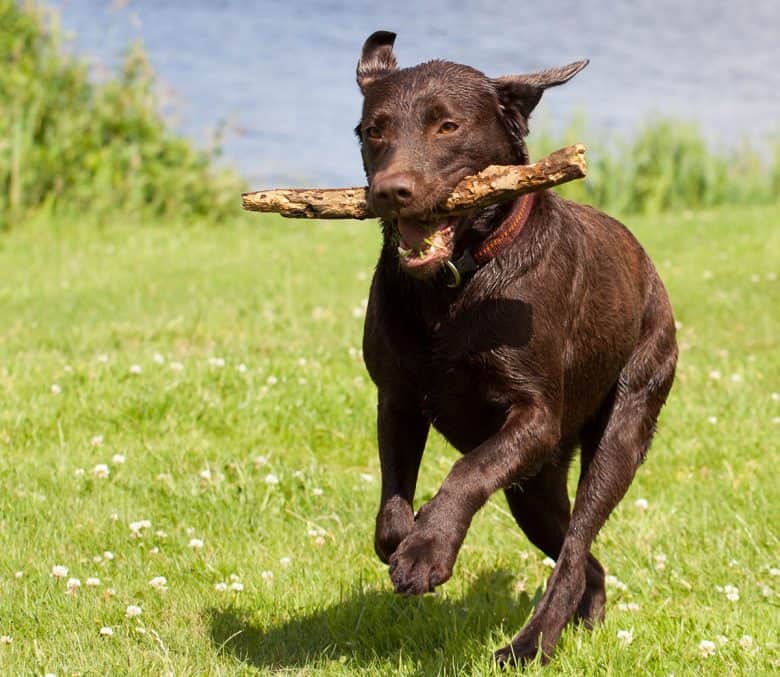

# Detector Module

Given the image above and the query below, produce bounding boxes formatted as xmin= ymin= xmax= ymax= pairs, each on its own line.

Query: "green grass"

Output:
xmin=0 ymin=203 xmax=778 ymax=675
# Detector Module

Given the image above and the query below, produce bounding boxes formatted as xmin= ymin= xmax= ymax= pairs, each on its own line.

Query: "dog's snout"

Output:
xmin=372 ymin=173 xmax=417 ymax=211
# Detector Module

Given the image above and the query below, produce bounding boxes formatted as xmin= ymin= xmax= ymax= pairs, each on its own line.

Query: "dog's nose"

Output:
xmin=371 ymin=173 xmax=417 ymax=211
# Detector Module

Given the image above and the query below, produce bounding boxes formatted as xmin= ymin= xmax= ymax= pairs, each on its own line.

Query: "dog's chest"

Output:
xmin=420 ymin=312 xmax=523 ymax=452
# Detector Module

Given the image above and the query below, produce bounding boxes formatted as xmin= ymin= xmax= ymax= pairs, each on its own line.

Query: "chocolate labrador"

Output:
xmin=355 ymin=31 xmax=677 ymax=665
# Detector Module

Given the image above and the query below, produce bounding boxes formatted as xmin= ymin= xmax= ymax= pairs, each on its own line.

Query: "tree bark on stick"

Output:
xmin=241 ymin=144 xmax=586 ymax=219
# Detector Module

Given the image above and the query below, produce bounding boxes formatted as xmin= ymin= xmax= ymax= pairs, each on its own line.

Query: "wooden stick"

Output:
xmin=241 ymin=144 xmax=586 ymax=219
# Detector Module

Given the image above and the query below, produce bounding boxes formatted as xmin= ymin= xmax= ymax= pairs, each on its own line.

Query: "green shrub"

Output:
xmin=530 ymin=117 xmax=780 ymax=215
xmin=0 ymin=1 xmax=244 ymax=228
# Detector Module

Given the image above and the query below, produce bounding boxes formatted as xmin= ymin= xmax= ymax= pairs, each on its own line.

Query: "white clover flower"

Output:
xmin=14 ymin=571 xmax=23 ymax=579
xmin=360 ymin=473 xmax=375 ymax=483
xmin=51 ymin=565 xmax=68 ymax=578
xmin=91 ymin=435 xmax=104 ymax=446
xmin=208 ymin=357 xmax=225 ymax=368
xmin=74 ymin=468 xmax=85 ymax=477
xmin=699 ymin=639 xmax=716 ymax=657
xmin=266 ymin=375 xmax=278 ymax=386
xmin=352 ymin=306 xmax=363 ymax=318
xmin=769 ymin=567 xmax=780 ymax=577
xmin=103 ymin=551 xmax=114 ymax=560
xmin=129 ymin=519 xmax=151 ymax=536
xmin=311 ymin=487 xmax=323 ymax=496
xmin=170 ymin=361 xmax=184 ymax=372
xmin=253 ymin=455 xmax=268 ymax=468
xmin=125 ymin=605 xmax=142 ymax=618
xmin=280 ymin=556 xmax=292 ymax=567
xmin=706 ymin=415 xmax=718 ymax=424
xmin=654 ymin=553 xmax=667 ymax=570
xmin=708 ymin=370 xmax=722 ymax=380
xmin=199 ymin=469 xmax=212 ymax=481
xmin=149 ymin=547 xmax=159 ymax=555
xmin=188 ymin=538 xmax=204 ymax=550
xmin=542 ymin=557 xmax=556 ymax=569
xmin=66 ymin=578 xmax=81 ymax=594
xmin=97 ymin=354 xmax=109 ymax=363
xmin=724 ymin=584 xmax=739 ymax=601
xmin=111 ymin=454 xmax=126 ymax=466
xmin=634 ymin=498 xmax=649 ymax=511
xmin=92 ymin=464 xmax=110 ymax=479
xmin=617 ymin=629 xmax=634 ymax=646
xmin=739 ymin=635 xmax=754 ymax=651
xmin=730 ymin=373 xmax=742 ymax=383
xmin=51 ymin=384 xmax=62 ymax=395
xmin=149 ymin=576 xmax=167 ymax=591
xmin=237 ymin=363 xmax=248 ymax=373
xmin=214 ymin=581 xmax=228 ymax=592
xmin=264 ymin=473 xmax=280 ymax=486
xmin=297 ymin=357 xmax=307 ymax=366
xmin=605 ymin=575 xmax=628 ymax=591
xmin=85 ymin=577 xmax=100 ymax=587
xmin=154 ymin=530 xmax=167 ymax=539
xmin=261 ymin=570 xmax=274 ymax=582
xmin=0 ymin=635 xmax=12 ymax=645
xmin=99 ymin=626 xmax=113 ymax=637
xmin=230 ymin=581 xmax=244 ymax=592
xmin=153 ymin=353 xmax=165 ymax=364
xmin=771 ymin=393 xmax=780 ymax=402
xmin=229 ymin=574 xmax=240 ymax=582
xmin=129 ymin=364 xmax=142 ymax=374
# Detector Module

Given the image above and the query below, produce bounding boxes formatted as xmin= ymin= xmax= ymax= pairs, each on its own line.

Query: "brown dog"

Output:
xmin=356 ymin=31 xmax=677 ymax=665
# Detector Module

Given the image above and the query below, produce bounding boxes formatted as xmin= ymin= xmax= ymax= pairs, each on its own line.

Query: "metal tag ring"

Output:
xmin=444 ymin=260 xmax=462 ymax=288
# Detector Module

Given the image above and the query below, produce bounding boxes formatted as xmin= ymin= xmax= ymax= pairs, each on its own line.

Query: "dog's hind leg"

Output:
xmin=504 ymin=457 xmax=606 ymax=629
xmin=495 ymin=306 xmax=677 ymax=665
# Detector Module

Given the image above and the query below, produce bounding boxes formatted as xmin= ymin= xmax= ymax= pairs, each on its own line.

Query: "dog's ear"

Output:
xmin=357 ymin=31 xmax=398 ymax=93
xmin=493 ymin=60 xmax=589 ymax=120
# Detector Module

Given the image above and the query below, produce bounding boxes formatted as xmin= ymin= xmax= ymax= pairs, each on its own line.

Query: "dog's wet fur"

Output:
xmin=355 ymin=31 xmax=677 ymax=665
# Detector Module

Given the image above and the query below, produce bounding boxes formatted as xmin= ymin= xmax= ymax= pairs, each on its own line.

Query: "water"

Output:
xmin=49 ymin=0 xmax=779 ymax=188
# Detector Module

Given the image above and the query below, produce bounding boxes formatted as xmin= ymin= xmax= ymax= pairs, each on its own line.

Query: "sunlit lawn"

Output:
xmin=0 ymin=203 xmax=778 ymax=675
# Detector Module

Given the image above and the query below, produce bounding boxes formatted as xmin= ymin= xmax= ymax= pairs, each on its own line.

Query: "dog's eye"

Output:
xmin=365 ymin=126 xmax=382 ymax=140
xmin=438 ymin=121 xmax=459 ymax=135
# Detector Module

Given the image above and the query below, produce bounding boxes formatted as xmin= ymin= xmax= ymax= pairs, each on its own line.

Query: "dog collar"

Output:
xmin=443 ymin=192 xmax=536 ymax=288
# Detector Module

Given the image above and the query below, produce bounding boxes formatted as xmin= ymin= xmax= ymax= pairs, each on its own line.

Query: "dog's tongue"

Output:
xmin=397 ymin=218 xmax=436 ymax=252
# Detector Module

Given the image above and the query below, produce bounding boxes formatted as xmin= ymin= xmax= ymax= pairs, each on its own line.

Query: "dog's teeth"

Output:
xmin=398 ymin=245 xmax=412 ymax=258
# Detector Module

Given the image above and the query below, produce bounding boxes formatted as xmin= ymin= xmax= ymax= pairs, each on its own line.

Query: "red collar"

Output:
xmin=444 ymin=192 xmax=536 ymax=287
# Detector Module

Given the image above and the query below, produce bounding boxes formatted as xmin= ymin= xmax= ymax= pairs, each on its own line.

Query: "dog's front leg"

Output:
xmin=389 ymin=402 xmax=559 ymax=595
xmin=374 ymin=391 xmax=430 ymax=563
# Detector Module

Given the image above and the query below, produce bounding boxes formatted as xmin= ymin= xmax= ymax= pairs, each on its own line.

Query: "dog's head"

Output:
xmin=355 ymin=31 xmax=587 ymax=279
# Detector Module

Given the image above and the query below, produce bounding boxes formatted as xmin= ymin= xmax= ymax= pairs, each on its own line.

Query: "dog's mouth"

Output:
xmin=396 ymin=217 xmax=456 ymax=278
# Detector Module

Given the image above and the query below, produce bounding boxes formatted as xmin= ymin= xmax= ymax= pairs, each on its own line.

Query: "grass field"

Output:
xmin=0 ymin=202 xmax=778 ymax=675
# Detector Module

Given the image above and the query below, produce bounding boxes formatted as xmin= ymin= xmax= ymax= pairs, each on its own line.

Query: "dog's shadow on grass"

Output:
xmin=208 ymin=570 xmax=534 ymax=671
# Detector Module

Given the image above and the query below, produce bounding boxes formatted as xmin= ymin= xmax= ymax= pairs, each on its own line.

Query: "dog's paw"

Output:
xmin=374 ymin=499 xmax=415 ymax=563
xmin=388 ymin=530 xmax=456 ymax=595
xmin=493 ymin=631 xmax=550 ymax=667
